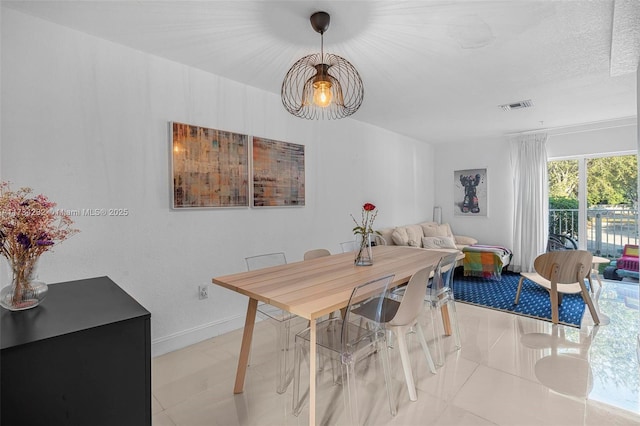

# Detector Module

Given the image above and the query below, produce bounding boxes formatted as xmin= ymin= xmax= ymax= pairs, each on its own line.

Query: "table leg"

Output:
xmin=309 ymin=318 xmax=316 ymax=426
xmin=590 ymin=267 xmax=602 ymax=294
xmin=595 ymin=272 xmax=603 ymax=289
xmin=234 ymin=298 xmax=258 ymax=394
xmin=439 ymin=296 xmax=452 ymax=336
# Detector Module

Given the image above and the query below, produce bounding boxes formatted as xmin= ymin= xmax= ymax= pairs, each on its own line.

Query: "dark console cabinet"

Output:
xmin=1 ymin=276 xmax=151 ymax=426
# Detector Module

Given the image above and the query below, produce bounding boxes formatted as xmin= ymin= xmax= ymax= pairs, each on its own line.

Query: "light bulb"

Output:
xmin=312 ymin=80 xmax=332 ymax=108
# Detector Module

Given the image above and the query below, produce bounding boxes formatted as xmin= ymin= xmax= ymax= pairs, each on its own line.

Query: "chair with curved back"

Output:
xmin=303 ymin=248 xmax=331 ymax=260
xmin=384 ymin=265 xmax=438 ymax=401
xmin=388 ymin=252 xmax=462 ymax=368
xmin=245 ymin=252 xmax=304 ymax=394
xmin=292 ymin=275 xmax=397 ymax=425
xmin=425 ymin=252 xmax=462 ymax=367
xmin=351 ymin=265 xmax=438 ymax=402
xmin=514 ymin=250 xmax=600 ymax=325
xmin=341 ymin=235 xmax=385 ymax=253
xmin=372 ymin=234 xmax=387 ymax=246
xmin=340 ymin=240 xmax=359 ymax=253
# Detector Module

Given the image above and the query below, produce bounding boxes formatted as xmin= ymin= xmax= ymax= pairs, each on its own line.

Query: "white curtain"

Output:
xmin=510 ymin=133 xmax=548 ymax=273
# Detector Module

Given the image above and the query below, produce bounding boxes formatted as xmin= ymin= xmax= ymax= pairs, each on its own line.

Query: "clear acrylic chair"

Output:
xmin=355 ymin=266 xmax=437 ymax=402
xmin=292 ymin=275 xmax=397 ymax=425
xmin=245 ymin=252 xmax=303 ymax=394
xmin=372 ymin=234 xmax=387 ymax=246
xmin=426 ymin=252 xmax=462 ymax=367
xmin=340 ymin=240 xmax=359 ymax=253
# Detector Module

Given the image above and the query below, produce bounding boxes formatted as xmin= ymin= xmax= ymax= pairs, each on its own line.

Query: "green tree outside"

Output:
xmin=548 ymin=155 xmax=637 ymax=239
xmin=587 ymin=156 xmax=637 ymax=205
xmin=548 ymin=155 xmax=637 ymax=207
xmin=548 ymin=159 xmax=578 ymax=200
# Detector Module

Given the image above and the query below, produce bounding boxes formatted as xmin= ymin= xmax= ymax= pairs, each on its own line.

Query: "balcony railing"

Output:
xmin=549 ymin=207 xmax=638 ymax=258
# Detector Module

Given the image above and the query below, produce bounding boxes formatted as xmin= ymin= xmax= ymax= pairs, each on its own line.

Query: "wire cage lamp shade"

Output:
xmin=281 ymin=12 xmax=364 ymax=120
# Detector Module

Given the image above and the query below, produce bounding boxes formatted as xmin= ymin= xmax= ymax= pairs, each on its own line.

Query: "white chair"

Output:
xmin=245 ymin=252 xmax=303 ymax=394
xmin=303 ymin=248 xmax=331 ymax=260
xmin=382 ymin=265 xmax=438 ymax=401
xmin=292 ymin=275 xmax=397 ymax=425
xmin=352 ymin=265 xmax=439 ymax=402
xmin=390 ymin=252 xmax=462 ymax=368
xmin=426 ymin=252 xmax=462 ymax=367
xmin=514 ymin=250 xmax=600 ymax=325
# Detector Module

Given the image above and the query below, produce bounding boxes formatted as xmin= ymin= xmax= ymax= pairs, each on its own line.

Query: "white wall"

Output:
xmin=432 ymin=122 xmax=637 ymax=256
xmin=0 ymin=9 xmax=435 ymax=355
xmin=433 ymin=137 xmax=514 ymax=249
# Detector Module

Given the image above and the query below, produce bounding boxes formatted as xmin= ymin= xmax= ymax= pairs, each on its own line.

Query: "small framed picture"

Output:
xmin=454 ymin=168 xmax=487 ymax=217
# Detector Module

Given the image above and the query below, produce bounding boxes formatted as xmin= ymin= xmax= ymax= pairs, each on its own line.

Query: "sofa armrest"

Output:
xmin=455 ymin=235 xmax=478 ymax=246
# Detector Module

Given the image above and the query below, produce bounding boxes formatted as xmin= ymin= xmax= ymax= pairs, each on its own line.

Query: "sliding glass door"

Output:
xmin=548 ymin=153 xmax=637 ymax=258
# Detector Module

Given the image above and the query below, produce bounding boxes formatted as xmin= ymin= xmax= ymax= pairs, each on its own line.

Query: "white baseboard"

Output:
xmin=151 ymin=314 xmax=246 ymax=357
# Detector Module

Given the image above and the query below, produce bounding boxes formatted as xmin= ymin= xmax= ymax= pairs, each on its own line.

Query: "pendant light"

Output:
xmin=281 ymin=11 xmax=364 ymax=120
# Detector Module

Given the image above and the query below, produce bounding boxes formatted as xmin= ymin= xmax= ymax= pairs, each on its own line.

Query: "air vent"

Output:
xmin=499 ymin=99 xmax=534 ymax=111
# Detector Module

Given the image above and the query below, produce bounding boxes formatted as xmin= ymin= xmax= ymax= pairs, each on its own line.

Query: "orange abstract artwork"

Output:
xmin=252 ymin=137 xmax=305 ymax=207
xmin=172 ymin=122 xmax=249 ymax=208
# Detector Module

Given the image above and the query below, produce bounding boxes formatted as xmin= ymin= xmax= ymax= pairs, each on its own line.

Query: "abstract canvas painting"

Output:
xmin=171 ymin=122 xmax=249 ymax=208
xmin=454 ymin=168 xmax=487 ymax=216
xmin=252 ymin=137 xmax=305 ymax=207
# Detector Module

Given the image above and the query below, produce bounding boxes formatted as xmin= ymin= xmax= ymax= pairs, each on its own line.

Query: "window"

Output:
xmin=548 ymin=154 xmax=637 ymax=257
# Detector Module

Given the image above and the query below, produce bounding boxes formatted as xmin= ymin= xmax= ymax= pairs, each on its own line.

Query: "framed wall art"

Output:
xmin=454 ymin=168 xmax=487 ymax=217
xmin=252 ymin=136 xmax=305 ymax=207
xmin=171 ymin=122 xmax=249 ymax=208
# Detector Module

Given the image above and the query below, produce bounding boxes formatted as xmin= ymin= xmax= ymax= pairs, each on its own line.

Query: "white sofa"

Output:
xmin=376 ymin=221 xmax=478 ymax=267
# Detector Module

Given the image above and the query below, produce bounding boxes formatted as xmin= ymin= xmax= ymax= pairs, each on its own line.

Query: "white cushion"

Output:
xmin=391 ymin=225 xmax=423 ymax=247
xmin=422 ymin=236 xmax=457 ymax=249
xmin=391 ymin=227 xmax=408 ymax=246
xmin=377 ymin=227 xmax=396 ymax=246
xmin=421 ymin=222 xmax=453 ymax=238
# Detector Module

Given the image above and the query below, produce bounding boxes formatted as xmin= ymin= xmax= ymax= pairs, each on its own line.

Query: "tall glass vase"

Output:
xmin=0 ymin=257 xmax=48 ymax=311
xmin=354 ymin=234 xmax=374 ymax=266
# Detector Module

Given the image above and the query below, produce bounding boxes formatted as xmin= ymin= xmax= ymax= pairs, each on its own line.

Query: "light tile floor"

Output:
xmin=152 ymin=277 xmax=640 ymax=425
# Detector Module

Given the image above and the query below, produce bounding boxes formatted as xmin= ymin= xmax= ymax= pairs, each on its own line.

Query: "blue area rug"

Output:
xmin=453 ymin=272 xmax=586 ymax=327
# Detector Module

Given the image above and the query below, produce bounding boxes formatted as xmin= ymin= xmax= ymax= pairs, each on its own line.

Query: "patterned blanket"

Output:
xmin=462 ymin=245 xmax=513 ymax=280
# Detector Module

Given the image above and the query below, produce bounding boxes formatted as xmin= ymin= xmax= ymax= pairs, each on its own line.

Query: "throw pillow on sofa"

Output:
xmin=422 ymin=236 xmax=457 ymax=249
xmin=391 ymin=224 xmax=423 ymax=247
xmin=420 ymin=222 xmax=453 ymax=238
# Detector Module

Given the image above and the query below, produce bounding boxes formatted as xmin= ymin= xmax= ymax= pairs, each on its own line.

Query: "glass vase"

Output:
xmin=0 ymin=257 xmax=48 ymax=311
xmin=354 ymin=234 xmax=374 ymax=266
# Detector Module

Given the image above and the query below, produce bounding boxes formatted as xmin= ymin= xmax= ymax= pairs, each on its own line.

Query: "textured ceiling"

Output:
xmin=3 ymin=0 xmax=638 ymax=144
xmin=611 ymin=0 xmax=640 ymax=77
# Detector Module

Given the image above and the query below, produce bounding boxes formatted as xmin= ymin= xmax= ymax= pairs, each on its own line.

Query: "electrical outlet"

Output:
xmin=198 ymin=284 xmax=209 ymax=300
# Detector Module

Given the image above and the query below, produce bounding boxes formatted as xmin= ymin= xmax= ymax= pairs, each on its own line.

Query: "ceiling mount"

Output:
xmin=281 ymin=11 xmax=364 ymax=120
xmin=310 ymin=11 xmax=330 ymax=34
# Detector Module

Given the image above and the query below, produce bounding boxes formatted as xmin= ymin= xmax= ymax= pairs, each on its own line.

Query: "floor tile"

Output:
xmin=152 ymin=278 xmax=640 ymax=426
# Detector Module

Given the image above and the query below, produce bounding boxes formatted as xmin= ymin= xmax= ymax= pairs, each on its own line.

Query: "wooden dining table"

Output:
xmin=212 ymin=245 xmax=455 ymax=426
